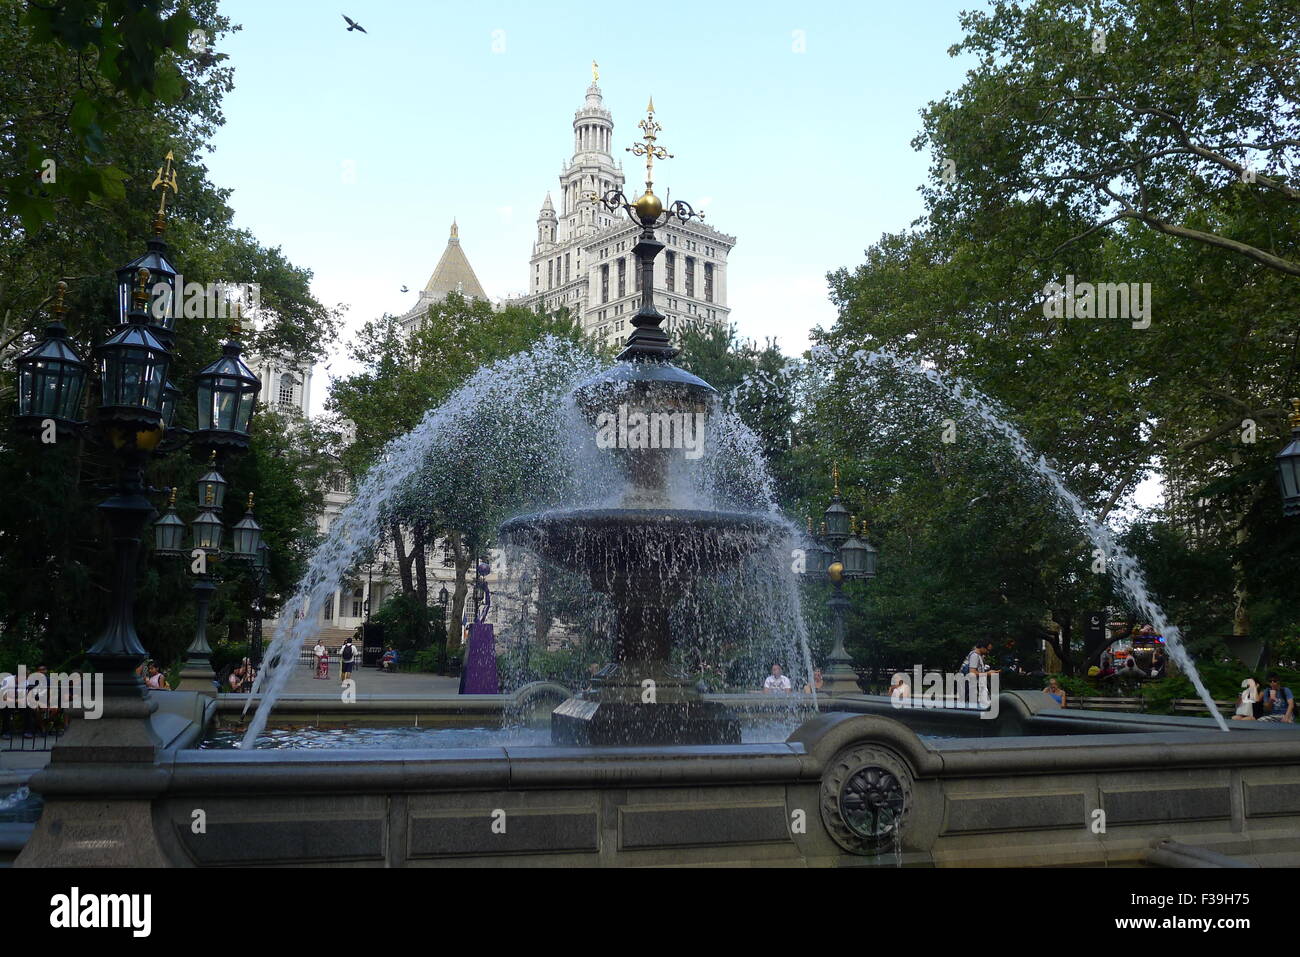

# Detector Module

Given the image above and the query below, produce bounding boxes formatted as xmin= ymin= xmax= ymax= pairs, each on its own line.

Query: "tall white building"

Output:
xmin=519 ymin=77 xmax=736 ymax=348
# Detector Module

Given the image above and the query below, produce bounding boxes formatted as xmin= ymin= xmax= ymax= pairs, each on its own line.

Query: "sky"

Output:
xmin=203 ymin=0 xmax=980 ymax=414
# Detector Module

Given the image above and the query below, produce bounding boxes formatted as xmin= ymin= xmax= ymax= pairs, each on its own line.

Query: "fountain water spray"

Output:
xmin=818 ymin=344 xmax=1228 ymax=731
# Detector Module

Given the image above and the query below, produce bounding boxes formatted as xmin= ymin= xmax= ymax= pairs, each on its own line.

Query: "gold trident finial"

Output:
xmin=151 ymin=150 xmax=179 ymax=233
xmin=592 ymin=59 xmax=599 ymax=84
xmin=627 ymin=97 xmax=672 ymax=195
xmin=832 ymin=462 xmax=841 ymax=497
xmin=1290 ymin=397 xmax=1300 ymax=430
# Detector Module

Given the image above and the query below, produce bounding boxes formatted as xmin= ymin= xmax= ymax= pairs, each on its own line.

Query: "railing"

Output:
xmin=0 ymin=717 xmax=59 ymax=752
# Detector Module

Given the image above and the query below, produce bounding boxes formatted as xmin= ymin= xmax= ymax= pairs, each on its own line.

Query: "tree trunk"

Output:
xmin=445 ymin=532 xmax=472 ymax=655
xmin=413 ymin=523 xmax=429 ymax=647
xmin=392 ymin=522 xmax=414 ymax=596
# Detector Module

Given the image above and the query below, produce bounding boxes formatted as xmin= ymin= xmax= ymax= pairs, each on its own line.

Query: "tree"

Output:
xmin=328 ymin=293 xmax=597 ymax=655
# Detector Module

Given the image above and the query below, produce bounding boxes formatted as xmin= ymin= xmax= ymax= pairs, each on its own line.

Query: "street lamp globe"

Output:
xmin=192 ymin=507 xmax=224 ymax=554
xmin=115 ymin=234 xmax=177 ymax=342
xmin=15 ymin=283 xmax=87 ymax=437
xmin=95 ymin=269 xmax=171 ymax=436
xmin=231 ymin=493 xmax=263 ymax=559
xmin=196 ymin=461 xmax=227 ymax=511
xmin=194 ymin=340 xmax=260 ymax=450
xmin=152 ymin=488 xmax=186 ymax=555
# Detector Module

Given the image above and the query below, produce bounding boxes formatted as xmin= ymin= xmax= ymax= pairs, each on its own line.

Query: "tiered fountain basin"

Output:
xmin=19 ymin=688 xmax=1300 ymax=867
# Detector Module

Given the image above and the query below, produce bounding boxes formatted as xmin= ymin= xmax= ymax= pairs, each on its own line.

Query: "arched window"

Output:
xmin=279 ymin=373 xmax=298 ymax=409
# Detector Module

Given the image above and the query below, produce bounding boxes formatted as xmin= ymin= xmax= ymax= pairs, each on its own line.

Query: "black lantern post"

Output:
xmin=800 ymin=464 xmax=879 ymax=695
xmin=7 ymin=153 xmax=268 ymax=777
xmin=251 ymin=541 xmax=271 ymax=666
xmin=1277 ymin=399 xmax=1300 ymax=518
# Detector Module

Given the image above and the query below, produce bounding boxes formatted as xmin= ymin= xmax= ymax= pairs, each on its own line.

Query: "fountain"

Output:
xmin=500 ymin=173 xmax=787 ymax=743
xmin=16 ymin=105 xmax=1300 ymax=871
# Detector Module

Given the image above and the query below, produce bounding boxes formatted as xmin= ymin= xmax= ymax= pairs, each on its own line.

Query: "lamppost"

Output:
xmin=801 ymin=464 xmax=878 ymax=695
xmin=11 ymin=154 xmax=260 ymax=752
xmin=1277 ymin=399 xmax=1300 ymax=517
xmin=251 ymin=541 xmax=271 ymax=666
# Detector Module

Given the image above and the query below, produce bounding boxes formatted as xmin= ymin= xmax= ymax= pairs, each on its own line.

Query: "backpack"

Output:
xmin=341 ymin=643 xmax=354 ymax=663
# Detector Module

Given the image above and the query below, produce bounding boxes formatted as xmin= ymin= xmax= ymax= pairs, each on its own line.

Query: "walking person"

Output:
xmin=313 ymin=640 xmax=330 ymax=680
xmin=339 ymin=635 xmax=358 ymax=686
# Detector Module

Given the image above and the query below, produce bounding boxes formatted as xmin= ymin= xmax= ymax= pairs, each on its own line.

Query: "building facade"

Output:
xmin=518 ymin=79 xmax=736 ymax=349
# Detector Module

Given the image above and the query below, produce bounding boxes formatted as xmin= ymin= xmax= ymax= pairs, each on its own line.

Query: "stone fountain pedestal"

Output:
xmin=552 ymin=662 xmax=740 ymax=745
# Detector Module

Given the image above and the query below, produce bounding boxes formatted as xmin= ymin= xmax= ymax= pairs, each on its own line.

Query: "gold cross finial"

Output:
xmin=592 ymin=59 xmax=599 ymax=84
xmin=151 ymin=150 xmax=179 ymax=232
xmin=627 ymin=97 xmax=672 ymax=195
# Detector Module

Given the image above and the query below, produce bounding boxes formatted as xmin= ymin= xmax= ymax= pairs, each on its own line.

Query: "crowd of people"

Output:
xmin=308 ymin=635 xmax=399 ymax=685
xmin=1233 ymin=674 xmax=1295 ymax=723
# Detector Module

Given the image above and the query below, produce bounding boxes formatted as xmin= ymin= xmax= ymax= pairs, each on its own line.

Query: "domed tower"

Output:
xmin=558 ymin=67 xmax=625 ymax=244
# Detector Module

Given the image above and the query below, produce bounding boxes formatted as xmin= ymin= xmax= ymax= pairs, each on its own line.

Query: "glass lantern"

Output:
xmin=153 ymin=489 xmax=186 ymax=555
xmin=15 ymin=285 xmax=87 ymax=436
xmin=194 ymin=341 xmax=260 ymax=450
xmin=231 ymin=494 xmax=262 ymax=559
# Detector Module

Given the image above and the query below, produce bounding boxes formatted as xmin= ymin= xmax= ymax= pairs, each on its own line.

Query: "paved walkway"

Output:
xmin=276 ymin=664 xmax=462 ymax=697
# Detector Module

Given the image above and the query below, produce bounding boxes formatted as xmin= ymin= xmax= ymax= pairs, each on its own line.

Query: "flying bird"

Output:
xmin=342 ymin=14 xmax=367 ymax=33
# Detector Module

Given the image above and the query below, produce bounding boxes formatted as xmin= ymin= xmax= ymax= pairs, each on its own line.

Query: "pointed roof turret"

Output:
xmin=421 ymin=220 xmax=487 ymax=301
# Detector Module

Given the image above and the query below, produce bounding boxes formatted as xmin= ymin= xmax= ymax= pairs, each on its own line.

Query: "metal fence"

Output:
xmin=0 ymin=718 xmax=58 ymax=753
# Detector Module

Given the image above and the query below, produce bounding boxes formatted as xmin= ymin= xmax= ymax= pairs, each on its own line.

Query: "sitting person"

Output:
xmin=380 ymin=646 xmax=398 ymax=673
xmin=1043 ymin=677 xmax=1067 ymax=708
xmin=1232 ymin=678 xmax=1260 ymax=720
xmin=227 ymin=662 xmax=247 ymax=693
xmin=801 ymin=668 xmax=824 ymax=694
xmin=762 ymin=664 xmax=792 ymax=694
xmin=888 ymin=673 xmax=911 ymax=701
xmin=1259 ymin=674 xmax=1294 ymax=723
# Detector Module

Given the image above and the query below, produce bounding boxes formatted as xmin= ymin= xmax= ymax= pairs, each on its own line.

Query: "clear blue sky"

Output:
xmin=204 ymin=0 xmax=978 ymax=411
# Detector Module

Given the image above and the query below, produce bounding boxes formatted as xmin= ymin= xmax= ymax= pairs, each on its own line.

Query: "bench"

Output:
xmin=1171 ymin=698 xmax=1237 ymax=716
xmin=1067 ymin=696 xmax=1144 ymax=712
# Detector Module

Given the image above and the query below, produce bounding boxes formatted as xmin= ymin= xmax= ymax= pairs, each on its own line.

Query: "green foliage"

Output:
xmin=811 ymin=0 xmax=1300 ymax=674
xmin=371 ymin=593 xmax=446 ymax=655
xmin=411 ymin=647 xmax=446 ymax=673
xmin=0 ymin=1 xmax=339 ymax=671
